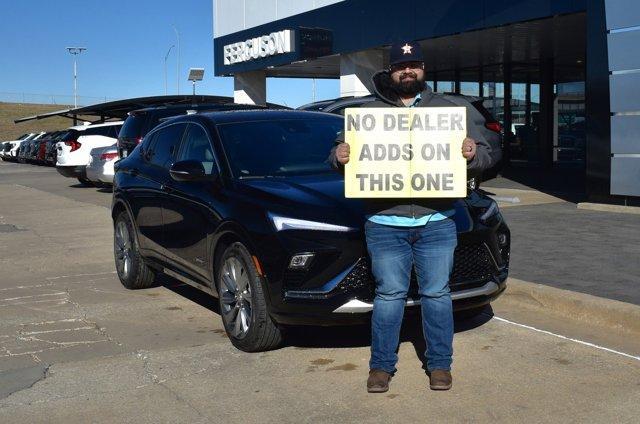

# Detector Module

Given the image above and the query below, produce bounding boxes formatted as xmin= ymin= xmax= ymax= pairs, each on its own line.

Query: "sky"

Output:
xmin=0 ymin=0 xmax=339 ymax=108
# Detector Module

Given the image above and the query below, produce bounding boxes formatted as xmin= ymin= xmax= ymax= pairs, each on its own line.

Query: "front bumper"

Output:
xmin=334 ymin=280 xmax=503 ymax=313
xmin=269 ymin=234 xmax=510 ymax=326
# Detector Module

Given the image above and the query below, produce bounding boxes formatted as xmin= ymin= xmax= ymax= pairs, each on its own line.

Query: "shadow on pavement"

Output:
xmin=159 ymin=270 xmax=495 ymax=359
xmin=483 ymin=165 xmax=586 ymax=204
xmin=407 ymin=305 xmax=494 ymax=371
xmin=283 ymin=306 xmax=493 ymax=352
xmin=158 ymin=273 xmax=221 ymax=315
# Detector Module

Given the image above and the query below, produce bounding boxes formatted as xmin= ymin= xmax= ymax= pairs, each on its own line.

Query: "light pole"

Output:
xmin=66 ymin=47 xmax=87 ymax=108
xmin=164 ymin=45 xmax=175 ymax=95
xmin=188 ymin=68 xmax=204 ymax=95
xmin=312 ymin=78 xmax=316 ymax=102
xmin=172 ymin=25 xmax=180 ymax=94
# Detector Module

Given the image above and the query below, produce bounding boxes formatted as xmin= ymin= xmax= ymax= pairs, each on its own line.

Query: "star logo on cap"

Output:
xmin=401 ymin=43 xmax=413 ymax=55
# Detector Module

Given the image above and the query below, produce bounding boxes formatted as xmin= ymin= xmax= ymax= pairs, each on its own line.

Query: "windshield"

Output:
xmin=217 ymin=117 xmax=343 ymax=178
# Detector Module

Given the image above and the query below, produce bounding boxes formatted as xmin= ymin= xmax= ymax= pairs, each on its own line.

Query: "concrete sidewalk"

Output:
xmin=482 ymin=184 xmax=640 ymax=306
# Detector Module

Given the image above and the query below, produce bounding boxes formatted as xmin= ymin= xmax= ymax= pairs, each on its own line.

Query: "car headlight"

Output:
xmin=269 ymin=213 xmax=355 ymax=232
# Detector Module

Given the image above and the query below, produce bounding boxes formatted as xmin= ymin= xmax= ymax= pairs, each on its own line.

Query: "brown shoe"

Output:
xmin=367 ymin=369 xmax=392 ymax=393
xmin=429 ymin=369 xmax=452 ymax=390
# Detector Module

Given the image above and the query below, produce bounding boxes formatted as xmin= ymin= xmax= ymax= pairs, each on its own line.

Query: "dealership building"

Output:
xmin=213 ymin=0 xmax=639 ymax=202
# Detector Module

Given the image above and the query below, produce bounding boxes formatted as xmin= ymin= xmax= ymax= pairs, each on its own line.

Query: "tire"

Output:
xmin=114 ymin=211 xmax=156 ymax=289
xmin=77 ymin=177 xmax=93 ymax=186
xmin=216 ymin=242 xmax=282 ymax=352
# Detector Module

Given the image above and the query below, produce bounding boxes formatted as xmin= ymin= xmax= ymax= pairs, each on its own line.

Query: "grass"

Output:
xmin=0 ymin=102 xmax=88 ymax=140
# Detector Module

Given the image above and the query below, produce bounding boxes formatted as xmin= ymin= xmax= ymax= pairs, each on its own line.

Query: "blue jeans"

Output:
xmin=365 ymin=219 xmax=457 ymax=373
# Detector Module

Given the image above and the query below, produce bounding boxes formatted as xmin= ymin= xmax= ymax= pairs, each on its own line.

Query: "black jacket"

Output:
xmin=329 ymin=70 xmax=496 ymax=218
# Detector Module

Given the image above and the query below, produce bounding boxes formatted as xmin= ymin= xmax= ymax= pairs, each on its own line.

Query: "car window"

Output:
xmin=328 ymin=101 xmax=370 ymax=116
xmin=217 ymin=118 xmax=343 ymax=178
xmin=83 ymin=126 xmax=109 ymax=137
xmin=110 ymin=125 xmax=122 ymax=137
xmin=54 ymin=131 xmax=69 ymax=140
xmin=146 ymin=123 xmax=186 ymax=168
xmin=472 ymin=100 xmax=498 ymax=123
xmin=177 ymin=124 xmax=216 ymax=175
xmin=81 ymin=125 xmax=113 ymax=137
xmin=120 ymin=114 xmax=147 ymax=139
xmin=60 ymin=129 xmax=80 ymax=142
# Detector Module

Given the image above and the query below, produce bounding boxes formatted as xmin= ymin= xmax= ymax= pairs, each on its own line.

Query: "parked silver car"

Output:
xmin=86 ymin=144 xmax=118 ymax=186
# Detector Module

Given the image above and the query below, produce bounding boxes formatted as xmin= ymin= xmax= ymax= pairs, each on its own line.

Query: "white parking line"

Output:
xmin=0 ymin=292 xmax=67 ymax=302
xmin=20 ymin=326 xmax=96 ymax=335
xmin=46 ymin=271 xmax=116 ymax=281
xmin=0 ymin=299 xmax=68 ymax=307
xmin=493 ymin=316 xmax=640 ymax=361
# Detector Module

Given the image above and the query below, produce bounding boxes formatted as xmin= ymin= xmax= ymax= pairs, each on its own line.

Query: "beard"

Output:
xmin=391 ymin=72 xmax=426 ymax=96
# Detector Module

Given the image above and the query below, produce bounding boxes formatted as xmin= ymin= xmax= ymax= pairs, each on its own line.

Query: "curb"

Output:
xmin=577 ymin=202 xmax=640 ymax=215
xmin=496 ymin=278 xmax=640 ymax=335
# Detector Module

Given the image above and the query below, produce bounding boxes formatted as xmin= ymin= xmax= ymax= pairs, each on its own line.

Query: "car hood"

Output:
xmin=243 ymin=175 xmax=492 ymax=225
xmin=240 ymin=177 xmax=502 ymax=234
xmin=237 ymin=173 xmax=366 ymax=227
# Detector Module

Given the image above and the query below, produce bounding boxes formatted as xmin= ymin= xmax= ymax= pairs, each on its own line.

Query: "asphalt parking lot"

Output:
xmin=1 ymin=160 xmax=639 ymax=423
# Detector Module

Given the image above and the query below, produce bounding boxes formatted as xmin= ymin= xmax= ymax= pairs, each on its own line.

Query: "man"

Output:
xmin=329 ymin=41 xmax=494 ymax=392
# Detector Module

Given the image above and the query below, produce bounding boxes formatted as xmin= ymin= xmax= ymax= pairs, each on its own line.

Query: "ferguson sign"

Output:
xmin=224 ymin=30 xmax=294 ymax=65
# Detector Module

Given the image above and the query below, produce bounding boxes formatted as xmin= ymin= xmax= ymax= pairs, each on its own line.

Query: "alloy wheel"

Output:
xmin=219 ymin=256 xmax=253 ymax=339
xmin=114 ymin=220 xmax=132 ymax=280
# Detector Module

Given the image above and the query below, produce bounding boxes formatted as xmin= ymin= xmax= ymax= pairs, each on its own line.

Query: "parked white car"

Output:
xmin=1 ymin=133 xmax=40 ymax=161
xmin=86 ymin=143 xmax=118 ymax=186
xmin=1 ymin=133 xmax=33 ymax=158
xmin=56 ymin=121 xmax=122 ymax=185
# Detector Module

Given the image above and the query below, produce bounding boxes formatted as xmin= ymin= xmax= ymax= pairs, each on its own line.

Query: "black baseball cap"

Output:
xmin=389 ymin=41 xmax=424 ymax=66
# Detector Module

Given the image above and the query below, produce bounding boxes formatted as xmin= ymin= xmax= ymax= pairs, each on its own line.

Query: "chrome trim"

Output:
xmin=163 ymin=268 xmax=218 ymax=297
xmin=481 ymin=242 xmax=500 ymax=270
xmin=284 ymin=261 xmax=359 ymax=298
xmin=332 ymin=281 xmax=500 ymax=313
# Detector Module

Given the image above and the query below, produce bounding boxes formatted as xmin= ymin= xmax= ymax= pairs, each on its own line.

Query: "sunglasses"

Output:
xmin=389 ymin=61 xmax=425 ymax=73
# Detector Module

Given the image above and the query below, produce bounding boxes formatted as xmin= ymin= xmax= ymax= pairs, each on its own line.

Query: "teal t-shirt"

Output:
xmin=368 ymin=210 xmax=455 ymax=226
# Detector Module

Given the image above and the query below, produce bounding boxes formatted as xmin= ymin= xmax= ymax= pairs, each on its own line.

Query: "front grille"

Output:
xmin=451 ymin=243 xmax=496 ymax=285
xmin=334 ymin=243 xmax=497 ymax=298
xmin=334 ymin=258 xmax=372 ymax=294
xmin=283 ymin=270 xmax=307 ymax=288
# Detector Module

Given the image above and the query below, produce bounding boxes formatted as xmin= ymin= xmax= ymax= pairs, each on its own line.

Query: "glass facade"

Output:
xmin=427 ymin=63 xmax=586 ymax=175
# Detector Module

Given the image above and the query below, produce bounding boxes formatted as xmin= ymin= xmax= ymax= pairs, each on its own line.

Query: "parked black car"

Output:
xmin=112 ymin=110 xmax=510 ymax=352
xmin=36 ymin=131 xmax=65 ymax=165
xmin=44 ymin=131 xmax=68 ymax=165
xmin=117 ymin=101 xmax=287 ymax=159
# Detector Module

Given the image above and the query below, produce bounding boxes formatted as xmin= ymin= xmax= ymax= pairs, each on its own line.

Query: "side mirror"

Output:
xmin=169 ymin=160 xmax=214 ymax=182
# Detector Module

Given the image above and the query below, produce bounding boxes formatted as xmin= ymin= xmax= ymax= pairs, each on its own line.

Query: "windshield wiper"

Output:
xmin=238 ymin=175 xmax=286 ymax=180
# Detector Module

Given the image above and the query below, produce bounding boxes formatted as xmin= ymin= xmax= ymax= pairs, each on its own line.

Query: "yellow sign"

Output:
xmin=344 ymin=107 xmax=467 ymax=198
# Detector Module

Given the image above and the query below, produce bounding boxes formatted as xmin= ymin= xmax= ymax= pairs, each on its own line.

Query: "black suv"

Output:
xmin=117 ymin=102 xmax=287 ymax=159
xmin=112 ymin=110 xmax=510 ymax=352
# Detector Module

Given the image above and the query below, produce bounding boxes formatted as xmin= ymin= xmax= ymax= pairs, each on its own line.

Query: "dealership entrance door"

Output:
xmin=421 ymin=13 xmax=587 ymax=197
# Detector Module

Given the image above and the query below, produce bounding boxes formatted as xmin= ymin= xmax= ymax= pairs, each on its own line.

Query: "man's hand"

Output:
xmin=462 ymin=137 xmax=477 ymax=161
xmin=336 ymin=143 xmax=350 ymax=165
